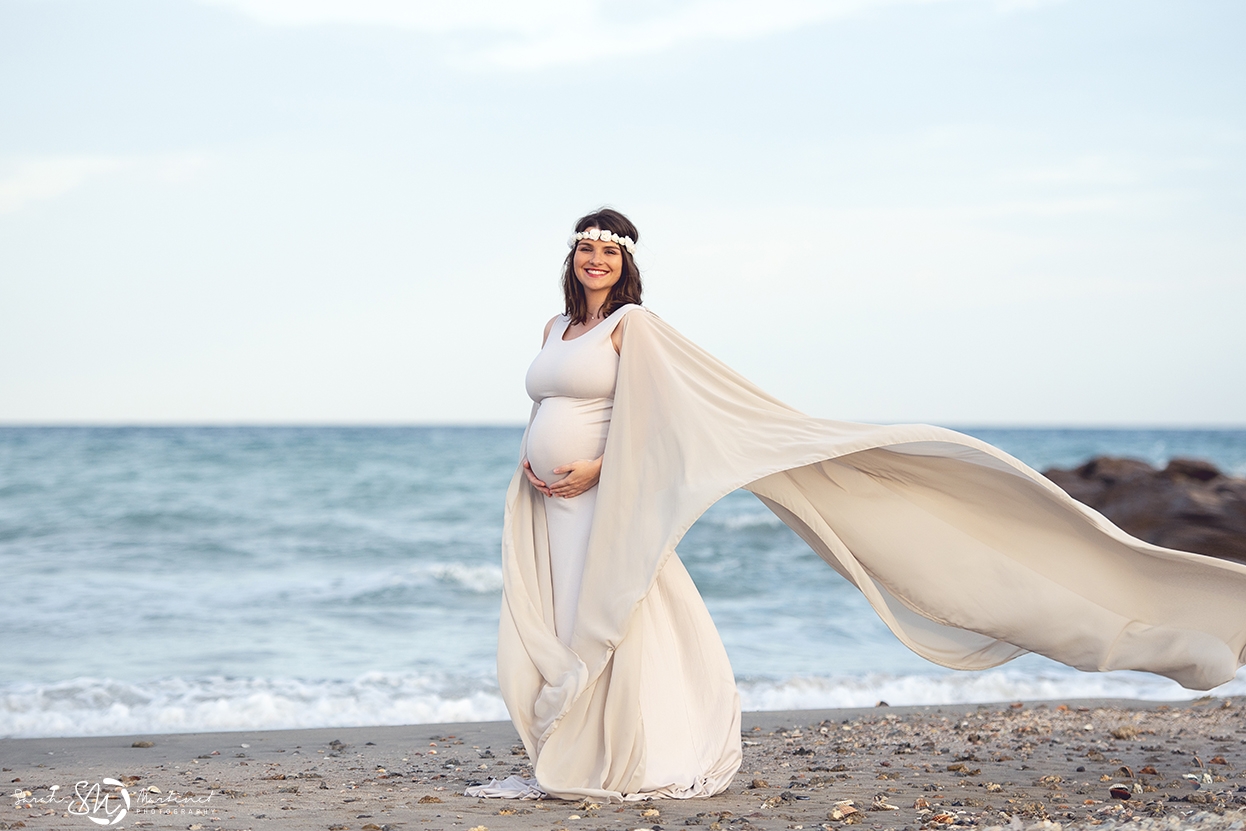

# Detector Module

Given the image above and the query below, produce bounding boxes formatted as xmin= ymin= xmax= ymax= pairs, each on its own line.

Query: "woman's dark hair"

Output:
xmin=562 ymin=207 xmax=643 ymax=324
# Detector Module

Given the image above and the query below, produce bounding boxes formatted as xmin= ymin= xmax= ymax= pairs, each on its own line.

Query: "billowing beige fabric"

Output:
xmin=477 ymin=306 xmax=1246 ymax=803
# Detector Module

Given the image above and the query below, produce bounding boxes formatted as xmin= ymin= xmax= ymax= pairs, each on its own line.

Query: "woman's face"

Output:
xmin=572 ymin=231 xmax=625 ymax=295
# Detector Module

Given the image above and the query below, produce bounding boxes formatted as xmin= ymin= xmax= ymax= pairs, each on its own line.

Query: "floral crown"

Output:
xmin=568 ymin=227 xmax=636 ymax=255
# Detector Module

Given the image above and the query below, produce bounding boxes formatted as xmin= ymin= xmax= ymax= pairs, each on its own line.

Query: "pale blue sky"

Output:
xmin=1 ymin=0 xmax=1242 ymax=425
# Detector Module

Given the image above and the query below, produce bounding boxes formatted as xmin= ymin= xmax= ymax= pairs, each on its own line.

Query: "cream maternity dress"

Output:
xmin=468 ymin=304 xmax=1246 ymax=803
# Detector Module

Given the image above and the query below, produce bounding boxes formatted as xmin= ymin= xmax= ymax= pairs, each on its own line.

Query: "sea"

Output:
xmin=2 ymin=426 xmax=1245 ymax=739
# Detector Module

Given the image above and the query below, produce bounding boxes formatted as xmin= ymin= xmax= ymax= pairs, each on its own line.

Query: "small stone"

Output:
xmin=1109 ymin=785 xmax=1132 ymax=800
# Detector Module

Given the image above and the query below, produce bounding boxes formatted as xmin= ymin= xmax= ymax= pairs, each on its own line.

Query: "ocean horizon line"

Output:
xmin=3 ymin=421 xmax=1245 ymax=431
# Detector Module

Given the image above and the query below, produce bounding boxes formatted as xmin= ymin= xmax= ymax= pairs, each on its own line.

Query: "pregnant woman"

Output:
xmin=468 ymin=208 xmax=1246 ymax=803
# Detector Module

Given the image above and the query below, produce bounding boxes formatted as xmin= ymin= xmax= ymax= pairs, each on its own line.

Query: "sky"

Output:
xmin=1 ymin=0 xmax=1243 ymax=426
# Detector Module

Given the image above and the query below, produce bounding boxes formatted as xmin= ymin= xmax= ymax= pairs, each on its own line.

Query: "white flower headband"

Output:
xmin=568 ymin=227 xmax=636 ymax=255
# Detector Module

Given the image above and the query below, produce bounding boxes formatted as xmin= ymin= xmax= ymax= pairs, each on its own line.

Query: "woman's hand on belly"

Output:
xmin=548 ymin=456 xmax=603 ymax=499
xmin=522 ymin=458 xmax=553 ymax=497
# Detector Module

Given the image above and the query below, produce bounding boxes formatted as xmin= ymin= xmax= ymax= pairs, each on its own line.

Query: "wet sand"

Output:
xmin=5 ymin=698 xmax=1245 ymax=831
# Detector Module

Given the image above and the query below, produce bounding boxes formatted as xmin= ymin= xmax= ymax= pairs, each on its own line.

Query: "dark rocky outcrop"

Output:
xmin=1043 ymin=456 xmax=1246 ymax=565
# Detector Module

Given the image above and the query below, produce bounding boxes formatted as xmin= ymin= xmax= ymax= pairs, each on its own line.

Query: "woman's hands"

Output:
xmin=522 ymin=456 xmax=604 ymax=499
xmin=548 ymin=457 xmax=603 ymax=498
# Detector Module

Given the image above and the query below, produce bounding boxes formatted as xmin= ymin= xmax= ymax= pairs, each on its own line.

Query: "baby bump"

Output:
xmin=526 ymin=396 xmax=613 ymax=486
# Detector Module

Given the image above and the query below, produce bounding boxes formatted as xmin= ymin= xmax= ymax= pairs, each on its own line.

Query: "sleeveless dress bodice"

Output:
xmin=523 ymin=308 xmax=628 ymax=487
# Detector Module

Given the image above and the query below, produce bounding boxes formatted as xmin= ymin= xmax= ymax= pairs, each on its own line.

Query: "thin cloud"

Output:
xmin=195 ymin=0 xmax=1042 ymax=69
xmin=0 ymin=154 xmax=209 ymax=215
xmin=1001 ymin=157 xmax=1140 ymax=187
xmin=480 ymin=0 xmax=898 ymax=70
xmin=195 ymin=0 xmax=579 ymax=34
xmin=0 ymin=157 xmax=125 ymax=215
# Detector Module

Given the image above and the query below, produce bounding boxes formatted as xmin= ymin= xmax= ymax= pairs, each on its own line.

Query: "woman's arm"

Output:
xmin=521 ymin=316 xmax=562 ymax=497
xmin=611 ymin=311 xmax=627 ymax=354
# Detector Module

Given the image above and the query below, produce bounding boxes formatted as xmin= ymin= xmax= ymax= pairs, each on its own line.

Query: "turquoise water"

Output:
xmin=1 ymin=426 xmax=1243 ymax=738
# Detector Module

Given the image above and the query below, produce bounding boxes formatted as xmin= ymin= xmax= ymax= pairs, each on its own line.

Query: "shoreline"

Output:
xmin=5 ymin=697 xmax=1245 ymax=830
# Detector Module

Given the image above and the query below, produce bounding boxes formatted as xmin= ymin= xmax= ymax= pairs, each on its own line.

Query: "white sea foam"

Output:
xmin=0 ymin=673 xmax=510 ymax=739
xmin=343 ymin=561 xmax=503 ymax=596
xmin=5 ymin=667 xmax=1242 ymax=739
xmin=737 ymin=666 xmax=1246 ymax=712
xmin=423 ymin=562 xmax=504 ymax=593
xmin=273 ymin=561 xmax=505 ymax=604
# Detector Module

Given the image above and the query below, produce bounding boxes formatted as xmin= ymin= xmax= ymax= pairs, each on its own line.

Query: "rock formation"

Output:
xmin=1043 ymin=456 xmax=1246 ymax=565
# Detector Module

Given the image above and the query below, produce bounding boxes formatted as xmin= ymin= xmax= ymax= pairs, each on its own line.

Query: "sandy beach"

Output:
xmin=5 ymin=697 xmax=1245 ymax=831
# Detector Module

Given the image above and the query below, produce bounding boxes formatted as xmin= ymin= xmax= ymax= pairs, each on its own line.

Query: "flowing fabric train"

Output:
xmin=480 ymin=306 xmax=1246 ymax=802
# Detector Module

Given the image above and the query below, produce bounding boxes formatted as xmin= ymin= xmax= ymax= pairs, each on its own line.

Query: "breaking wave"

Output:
xmin=5 ymin=666 xmax=1242 ymax=739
